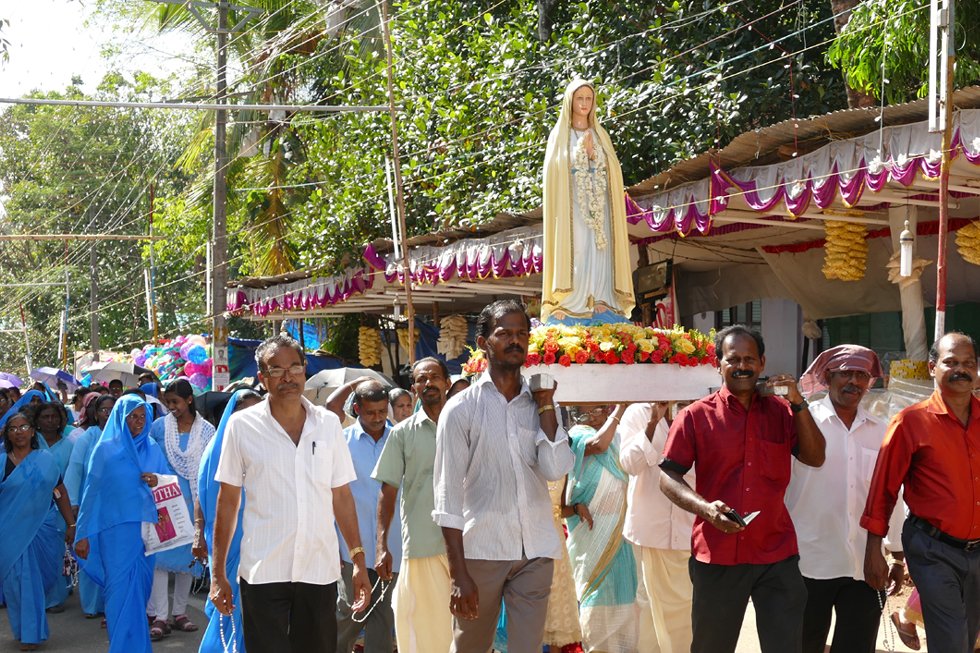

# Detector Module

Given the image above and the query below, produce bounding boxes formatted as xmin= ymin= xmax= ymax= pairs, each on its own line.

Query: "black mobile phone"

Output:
xmin=724 ymin=510 xmax=748 ymax=527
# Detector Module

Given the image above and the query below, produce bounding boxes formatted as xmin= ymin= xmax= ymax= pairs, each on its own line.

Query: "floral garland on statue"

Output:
xmin=462 ymin=324 xmax=717 ymax=373
xmin=573 ymin=130 xmax=609 ymax=250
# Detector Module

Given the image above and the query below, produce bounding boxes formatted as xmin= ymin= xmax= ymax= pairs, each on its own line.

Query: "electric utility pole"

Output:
xmin=148 ymin=0 xmax=260 ymax=390
xmin=928 ymin=0 xmax=955 ymax=337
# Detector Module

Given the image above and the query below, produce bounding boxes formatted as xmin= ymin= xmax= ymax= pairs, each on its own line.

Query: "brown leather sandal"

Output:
xmin=891 ymin=612 xmax=921 ymax=651
xmin=169 ymin=614 xmax=199 ymax=632
xmin=149 ymin=619 xmax=168 ymax=641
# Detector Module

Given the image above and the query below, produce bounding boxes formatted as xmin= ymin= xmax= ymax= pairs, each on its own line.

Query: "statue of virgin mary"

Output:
xmin=540 ymin=79 xmax=634 ymax=325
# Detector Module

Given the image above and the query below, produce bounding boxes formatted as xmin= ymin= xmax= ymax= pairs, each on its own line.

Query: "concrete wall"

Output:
xmin=761 ymin=298 xmax=803 ymax=376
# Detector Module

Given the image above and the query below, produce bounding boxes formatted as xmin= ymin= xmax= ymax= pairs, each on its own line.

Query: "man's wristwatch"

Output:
xmin=790 ymin=399 xmax=808 ymax=414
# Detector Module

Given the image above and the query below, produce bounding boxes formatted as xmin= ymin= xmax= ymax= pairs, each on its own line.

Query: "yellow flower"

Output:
xmin=636 ymin=338 xmax=656 ymax=353
xmin=675 ymin=338 xmax=696 ymax=355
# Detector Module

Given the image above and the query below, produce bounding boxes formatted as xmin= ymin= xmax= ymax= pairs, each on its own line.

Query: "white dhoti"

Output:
xmin=637 ymin=546 xmax=693 ymax=653
xmin=393 ymin=554 xmax=454 ymax=653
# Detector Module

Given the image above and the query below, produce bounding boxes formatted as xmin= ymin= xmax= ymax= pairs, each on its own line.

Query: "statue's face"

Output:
xmin=572 ymin=86 xmax=593 ymax=120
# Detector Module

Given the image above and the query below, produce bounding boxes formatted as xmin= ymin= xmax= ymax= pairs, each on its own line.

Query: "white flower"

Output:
xmin=572 ymin=130 xmax=609 ymax=249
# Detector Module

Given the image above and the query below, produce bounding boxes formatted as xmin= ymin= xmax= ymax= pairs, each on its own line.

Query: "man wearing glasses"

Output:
xmin=209 ymin=335 xmax=372 ymax=653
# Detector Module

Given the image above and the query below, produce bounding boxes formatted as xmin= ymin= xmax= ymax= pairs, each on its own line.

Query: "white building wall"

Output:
xmin=761 ymin=298 xmax=803 ymax=376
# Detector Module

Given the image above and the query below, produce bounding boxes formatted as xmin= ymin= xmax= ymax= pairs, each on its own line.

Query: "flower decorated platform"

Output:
xmin=464 ymin=324 xmax=720 ymax=403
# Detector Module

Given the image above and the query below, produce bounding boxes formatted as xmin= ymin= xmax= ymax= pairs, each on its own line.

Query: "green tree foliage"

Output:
xmin=279 ymin=0 xmax=848 ymax=270
xmin=827 ymin=0 xmax=980 ymax=104
xmin=0 ymin=74 xmax=199 ymax=373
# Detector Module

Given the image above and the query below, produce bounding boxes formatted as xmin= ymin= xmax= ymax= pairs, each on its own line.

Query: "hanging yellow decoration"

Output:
xmin=955 ymin=220 xmax=980 ymax=265
xmin=397 ymin=326 xmax=420 ymax=355
xmin=821 ymin=221 xmax=868 ymax=281
xmin=358 ymin=326 xmax=383 ymax=367
xmin=437 ymin=315 xmax=469 ymax=360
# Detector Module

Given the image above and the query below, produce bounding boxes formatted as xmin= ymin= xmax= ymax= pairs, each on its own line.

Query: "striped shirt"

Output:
xmin=432 ymin=373 xmax=574 ymax=561
xmin=215 ymin=396 xmax=356 ymax=585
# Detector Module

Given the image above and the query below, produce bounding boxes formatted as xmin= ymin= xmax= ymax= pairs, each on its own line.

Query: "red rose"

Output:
xmin=526 ymin=353 xmax=541 ymax=366
xmin=673 ymin=353 xmax=689 ymax=365
xmin=559 ymin=354 xmax=572 ymax=367
xmin=544 ymin=341 xmax=560 ymax=354
xmin=543 ymin=352 xmax=556 ymax=365
xmin=650 ymin=351 xmax=663 ymax=364
xmin=639 ymin=350 xmax=650 ymax=362
xmin=574 ymin=350 xmax=589 ymax=364
xmin=706 ymin=343 xmax=716 ymax=358
xmin=622 ymin=352 xmax=635 ymax=365
xmin=604 ymin=351 xmax=619 ymax=364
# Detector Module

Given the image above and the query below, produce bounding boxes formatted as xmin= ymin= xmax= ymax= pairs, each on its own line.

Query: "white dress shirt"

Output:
xmin=432 ymin=373 xmax=575 ymax=561
xmin=618 ymin=403 xmax=695 ymax=550
xmin=215 ymin=396 xmax=357 ymax=585
xmin=785 ymin=395 xmax=905 ymax=581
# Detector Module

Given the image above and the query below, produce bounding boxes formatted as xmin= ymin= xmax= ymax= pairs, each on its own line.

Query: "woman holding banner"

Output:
xmin=75 ymin=395 xmax=169 ymax=653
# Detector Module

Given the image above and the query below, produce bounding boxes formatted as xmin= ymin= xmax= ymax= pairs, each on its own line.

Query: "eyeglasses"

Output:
xmin=9 ymin=424 xmax=33 ymax=433
xmin=264 ymin=364 xmax=306 ymax=379
xmin=833 ymin=370 xmax=872 ymax=383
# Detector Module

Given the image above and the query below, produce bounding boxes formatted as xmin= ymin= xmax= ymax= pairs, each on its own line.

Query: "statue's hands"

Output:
xmin=584 ymin=131 xmax=596 ymax=159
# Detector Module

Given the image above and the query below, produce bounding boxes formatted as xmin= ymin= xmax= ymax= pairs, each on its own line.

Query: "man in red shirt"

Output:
xmin=659 ymin=324 xmax=826 ymax=653
xmin=862 ymin=332 xmax=980 ymax=653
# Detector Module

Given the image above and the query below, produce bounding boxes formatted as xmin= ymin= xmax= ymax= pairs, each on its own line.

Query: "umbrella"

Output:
xmin=83 ymin=361 xmax=153 ymax=388
xmin=30 ymin=367 xmax=81 ymax=392
xmin=304 ymin=368 xmax=393 ymax=404
xmin=194 ymin=391 xmax=233 ymax=424
xmin=0 ymin=372 xmax=23 ymax=388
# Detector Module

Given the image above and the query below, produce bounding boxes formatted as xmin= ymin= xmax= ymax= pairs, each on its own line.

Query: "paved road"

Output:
xmin=3 ymin=584 xmax=921 ymax=652
xmin=0 ymin=586 xmax=207 ymax=652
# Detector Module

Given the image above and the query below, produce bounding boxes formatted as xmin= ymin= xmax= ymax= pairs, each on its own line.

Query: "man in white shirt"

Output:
xmin=209 ymin=335 xmax=371 ymax=653
xmin=786 ymin=344 xmax=905 ymax=653
xmin=432 ymin=300 xmax=575 ymax=653
xmin=619 ymin=401 xmax=695 ymax=653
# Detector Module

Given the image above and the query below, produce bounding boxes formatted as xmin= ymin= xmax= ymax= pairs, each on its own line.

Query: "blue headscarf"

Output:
xmin=0 ymin=389 xmax=46 ymax=432
xmin=76 ymin=395 xmax=168 ymax=545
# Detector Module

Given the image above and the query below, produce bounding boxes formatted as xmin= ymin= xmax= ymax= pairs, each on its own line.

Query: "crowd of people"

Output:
xmin=1 ymin=298 xmax=979 ymax=653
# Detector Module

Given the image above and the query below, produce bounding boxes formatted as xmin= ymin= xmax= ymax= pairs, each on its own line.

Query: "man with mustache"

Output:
xmin=373 ymin=357 xmax=453 ymax=652
xmin=432 ymin=299 xmax=575 ymax=653
xmin=335 ymin=380 xmax=400 ymax=652
xmin=785 ymin=345 xmax=905 ymax=653
xmin=659 ymin=324 xmax=826 ymax=653
xmin=210 ymin=334 xmax=371 ymax=653
xmin=862 ymin=332 xmax=980 ymax=653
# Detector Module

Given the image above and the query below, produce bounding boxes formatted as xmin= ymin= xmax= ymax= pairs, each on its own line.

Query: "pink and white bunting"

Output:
xmin=226 ymin=267 xmax=376 ymax=317
xmin=362 ymin=226 xmax=542 ymax=285
xmin=627 ymin=108 xmax=980 ymax=234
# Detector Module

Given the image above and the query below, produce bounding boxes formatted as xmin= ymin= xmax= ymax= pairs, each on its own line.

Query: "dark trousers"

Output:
xmin=690 ymin=555 xmax=807 ymax=653
xmin=336 ymin=562 xmax=397 ymax=653
xmin=903 ymin=519 xmax=980 ymax=653
xmin=239 ymin=578 xmax=338 ymax=653
xmin=801 ymin=576 xmax=881 ymax=653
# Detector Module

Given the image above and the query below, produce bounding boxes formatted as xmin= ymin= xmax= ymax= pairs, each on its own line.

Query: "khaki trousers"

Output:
xmin=451 ymin=557 xmax=554 ymax=653
xmin=637 ymin=546 xmax=694 ymax=653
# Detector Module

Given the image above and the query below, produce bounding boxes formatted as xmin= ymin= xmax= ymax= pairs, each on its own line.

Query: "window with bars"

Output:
xmin=715 ymin=300 xmax=762 ymax=331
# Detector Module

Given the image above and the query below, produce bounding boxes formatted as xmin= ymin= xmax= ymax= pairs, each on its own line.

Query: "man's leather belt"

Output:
xmin=909 ymin=515 xmax=980 ymax=552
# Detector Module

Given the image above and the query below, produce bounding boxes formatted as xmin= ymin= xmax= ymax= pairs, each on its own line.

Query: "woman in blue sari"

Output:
xmin=197 ymin=388 xmax=263 ymax=653
xmin=0 ymin=411 xmax=76 ymax=651
xmin=564 ymin=404 xmax=638 ymax=652
xmin=75 ymin=395 xmax=170 ymax=653
xmin=63 ymin=393 xmax=115 ymax=619
xmin=30 ymin=401 xmax=75 ymax=611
